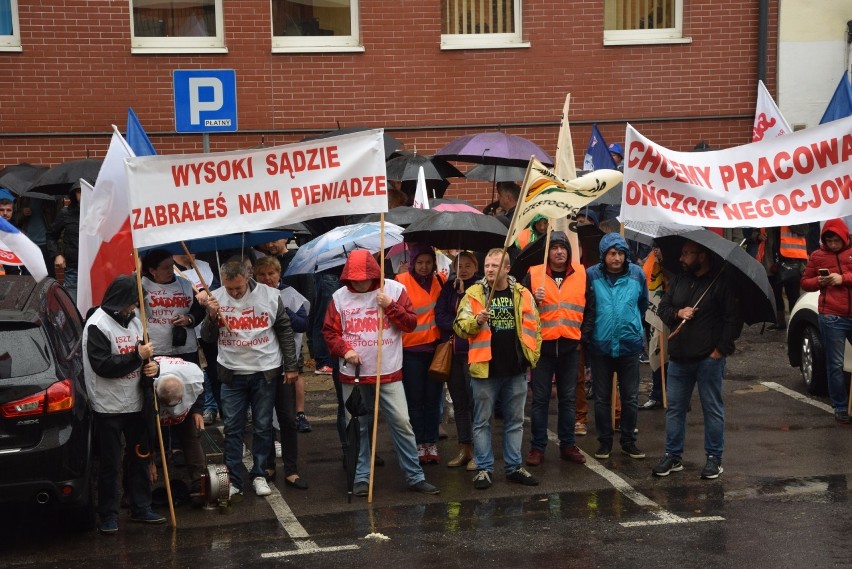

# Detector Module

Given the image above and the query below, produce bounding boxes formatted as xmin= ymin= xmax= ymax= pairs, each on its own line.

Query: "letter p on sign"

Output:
xmin=189 ymin=77 xmax=223 ymax=124
xmin=174 ymin=69 xmax=238 ymax=133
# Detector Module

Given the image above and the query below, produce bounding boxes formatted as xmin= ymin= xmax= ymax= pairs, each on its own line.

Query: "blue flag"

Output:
xmin=583 ymin=124 xmax=617 ymax=171
xmin=819 ymin=72 xmax=852 ymax=125
xmin=126 ymin=107 xmax=157 ymax=157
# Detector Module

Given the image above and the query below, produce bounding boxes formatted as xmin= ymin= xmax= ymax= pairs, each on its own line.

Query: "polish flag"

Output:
xmin=76 ymin=128 xmax=136 ymax=316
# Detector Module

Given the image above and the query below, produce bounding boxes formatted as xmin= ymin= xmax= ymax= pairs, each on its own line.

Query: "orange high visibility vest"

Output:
xmin=528 ymin=264 xmax=585 ymax=341
xmin=779 ymin=227 xmax=808 ymax=260
xmin=395 ymin=272 xmax=442 ymax=348
xmin=515 ymin=227 xmax=534 ymax=250
xmin=467 ymin=285 xmax=538 ymax=364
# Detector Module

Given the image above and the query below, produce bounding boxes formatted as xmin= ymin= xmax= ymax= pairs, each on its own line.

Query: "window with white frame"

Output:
xmin=0 ymin=0 xmax=21 ymax=51
xmin=130 ymin=0 xmax=226 ymax=53
xmin=441 ymin=0 xmax=528 ymax=50
xmin=271 ymin=0 xmax=361 ymax=53
xmin=604 ymin=0 xmax=689 ymax=45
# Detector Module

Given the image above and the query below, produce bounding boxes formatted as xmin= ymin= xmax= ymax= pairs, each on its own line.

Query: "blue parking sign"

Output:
xmin=174 ymin=70 xmax=238 ymax=133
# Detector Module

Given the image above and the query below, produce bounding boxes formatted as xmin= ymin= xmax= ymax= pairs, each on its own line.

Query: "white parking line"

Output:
xmin=760 ymin=381 xmax=834 ymax=413
xmin=220 ymin=426 xmax=362 ymax=558
xmin=547 ymin=430 xmax=724 ymax=527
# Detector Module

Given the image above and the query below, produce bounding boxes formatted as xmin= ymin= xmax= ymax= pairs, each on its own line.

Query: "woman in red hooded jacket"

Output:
xmin=801 ymin=218 xmax=852 ymax=423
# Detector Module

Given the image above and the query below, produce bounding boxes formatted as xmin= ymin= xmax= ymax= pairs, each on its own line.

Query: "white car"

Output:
xmin=787 ymin=290 xmax=852 ymax=394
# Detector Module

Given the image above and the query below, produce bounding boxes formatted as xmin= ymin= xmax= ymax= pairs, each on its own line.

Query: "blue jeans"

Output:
xmin=341 ymin=381 xmax=424 ymax=486
xmin=818 ymin=314 xmax=852 ymax=412
xmin=221 ymin=372 xmax=275 ymax=489
xmin=530 ymin=347 xmax=579 ymax=451
xmin=202 ymin=370 xmax=219 ymax=414
xmin=470 ymin=372 xmax=527 ymax=474
xmin=590 ymin=353 xmax=640 ymax=446
xmin=63 ymin=267 xmax=78 ymax=305
xmin=402 ymin=350 xmax=443 ymax=444
xmin=311 ymin=272 xmax=340 ymax=368
xmin=664 ymin=356 xmax=726 ymax=458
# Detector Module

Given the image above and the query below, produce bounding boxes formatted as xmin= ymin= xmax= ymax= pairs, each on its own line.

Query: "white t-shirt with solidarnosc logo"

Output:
xmin=332 ymin=279 xmax=405 ymax=378
xmin=142 ymin=276 xmax=198 ymax=356
xmin=154 ymin=356 xmax=204 ymax=426
xmin=212 ymin=283 xmax=283 ymax=374
xmin=82 ymin=309 xmax=144 ymax=414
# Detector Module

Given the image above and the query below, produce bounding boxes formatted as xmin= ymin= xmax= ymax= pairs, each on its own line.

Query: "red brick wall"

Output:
xmin=1 ymin=1 xmax=777 ymax=209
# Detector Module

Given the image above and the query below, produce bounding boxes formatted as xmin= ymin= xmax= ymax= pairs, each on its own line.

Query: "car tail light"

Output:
xmin=0 ymin=379 xmax=74 ymax=418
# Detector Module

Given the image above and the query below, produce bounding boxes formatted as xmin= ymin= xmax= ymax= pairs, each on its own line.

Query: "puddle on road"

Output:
xmin=724 ymin=474 xmax=849 ymax=504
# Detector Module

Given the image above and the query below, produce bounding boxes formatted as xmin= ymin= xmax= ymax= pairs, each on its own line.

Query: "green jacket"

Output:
xmin=453 ymin=276 xmax=541 ymax=379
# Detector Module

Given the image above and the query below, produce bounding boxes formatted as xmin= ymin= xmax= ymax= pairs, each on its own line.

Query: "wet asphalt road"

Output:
xmin=3 ymin=324 xmax=852 ymax=568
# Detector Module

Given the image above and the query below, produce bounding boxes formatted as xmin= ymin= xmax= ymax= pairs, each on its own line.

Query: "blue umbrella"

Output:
xmin=139 ymin=229 xmax=294 ymax=255
xmin=283 ymin=221 xmax=404 ymax=276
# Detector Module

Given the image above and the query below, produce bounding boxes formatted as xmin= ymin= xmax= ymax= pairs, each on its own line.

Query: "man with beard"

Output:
xmin=653 ymin=240 xmax=740 ymax=479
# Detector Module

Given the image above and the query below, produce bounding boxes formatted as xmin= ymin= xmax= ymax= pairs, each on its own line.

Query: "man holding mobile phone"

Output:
xmin=801 ymin=219 xmax=852 ymax=424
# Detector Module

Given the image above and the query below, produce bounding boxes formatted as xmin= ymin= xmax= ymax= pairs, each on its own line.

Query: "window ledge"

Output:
xmin=441 ymin=40 xmax=530 ymax=51
xmin=604 ymin=36 xmax=692 ymax=46
xmin=0 ymin=45 xmax=22 ymax=52
xmin=271 ymin=45 xmax=365 ymax=54
xmin=131 ymin=46 xmax=229 ymax=55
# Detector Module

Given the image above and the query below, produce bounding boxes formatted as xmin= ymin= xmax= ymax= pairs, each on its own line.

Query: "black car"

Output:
xmin=0 ymin=275 xmax=94 ymax=529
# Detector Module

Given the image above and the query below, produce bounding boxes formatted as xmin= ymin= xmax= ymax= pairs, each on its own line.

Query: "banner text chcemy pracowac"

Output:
xmin=620 ymin=116 xmax=852 ymax=228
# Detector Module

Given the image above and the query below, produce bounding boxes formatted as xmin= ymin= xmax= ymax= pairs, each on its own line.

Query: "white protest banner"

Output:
xmin=125 ymin=130 xmax=388 ymax=248
xmin=621 ymin=116 xmax=852 ymax=228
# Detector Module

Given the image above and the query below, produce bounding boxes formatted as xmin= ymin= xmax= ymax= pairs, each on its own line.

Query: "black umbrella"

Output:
xmin=464 ymin=164 xmax=526 ymax=183
xmin=655 ymin=230 xmax=776 ymax=325
xmin=403 ymin=211 xmax=507 ymax=251
xmin=302 ymin=127 xmax=403 ymax=159
xmin=344 ymin=365 xmax=367 ymax=503
xmin=385 ymin=153 xmax=464 ymax=183
xmin=26 ymin=159 xmax=103 ymax=197
xmin=0 ymin=163 xmax=49 ymax=195
xmin=358 ymin=206 xmax=433 ymax=227
xmin=510 ymin=224 xmax=604 ymax=279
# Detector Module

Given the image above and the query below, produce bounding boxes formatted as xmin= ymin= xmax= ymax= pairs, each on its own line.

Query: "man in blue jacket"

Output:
xmin=582 ymin=233 xmax=649 ymax=461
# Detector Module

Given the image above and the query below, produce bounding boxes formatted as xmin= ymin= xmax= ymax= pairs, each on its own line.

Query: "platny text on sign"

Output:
xmin=620 ymin=115 xmax=852 ymax=228
xmin=124 ymin=129 xmax=389 ymax=248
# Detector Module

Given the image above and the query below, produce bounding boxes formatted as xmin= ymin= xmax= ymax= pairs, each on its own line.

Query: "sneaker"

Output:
xmin=525 ymin=448 xmax=545 ymax=466
xmin=202 ymin=409 xmax=216 ymax=425
xmin=652 ymin=454 xmax=683 ymax=477
xmin=296 ymin=413 xmax=312 ymax=433
xmin=229 ymin=484 xmax=243 ymax=498
xmin=98 ymin=516 xmax=118 ymax=535
xmin=130 ymin=509 xmax=167 ymax=524
xmin=274 ymin=441 xmax=282 ymax=459
xmin=574 ymin=422 xmax=587 ymax=436
xmin=640 ymin=398 xmax=662 ymax=410
xmin=424 ymin=443 xmax=440 ymax=464
xmin=560 ymin=445 xmax=587 ymax=464
xmin=621 ymin=442 xmax=646 ymax=459
xmin=506 ymin=467 xmax=539 ymax=486
xmin=315 ymin=365 xmax=333 ymax=375
xmin=409 ymin=480 xmax=440 ymax=495
xmin=352 ymin=481 xmax=369 ymax=497
xmin=834 ymin=411 xmax=851 ymax=424
xmin=417 ymin=443 xmax=427 ymax=464
xmin=594 ymin=441 xmax=612 ymax=459
xmin=473 ymin=470 xmax=492 ymax=490
xmin=639 ymin=352 xmax=650 ymax=364
xmin=253 ymin=476 xmax=273 ymax=497
xmin=700 ymin=455 xmax=723 ymax=479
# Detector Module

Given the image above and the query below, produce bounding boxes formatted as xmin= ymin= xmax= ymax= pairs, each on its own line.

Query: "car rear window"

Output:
xmin=0 ymin=327 xmax=51 ymax=379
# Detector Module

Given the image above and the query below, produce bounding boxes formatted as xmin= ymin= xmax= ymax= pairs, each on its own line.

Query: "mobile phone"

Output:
xmin=819 ymin=269 xmax=830 ymax=277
